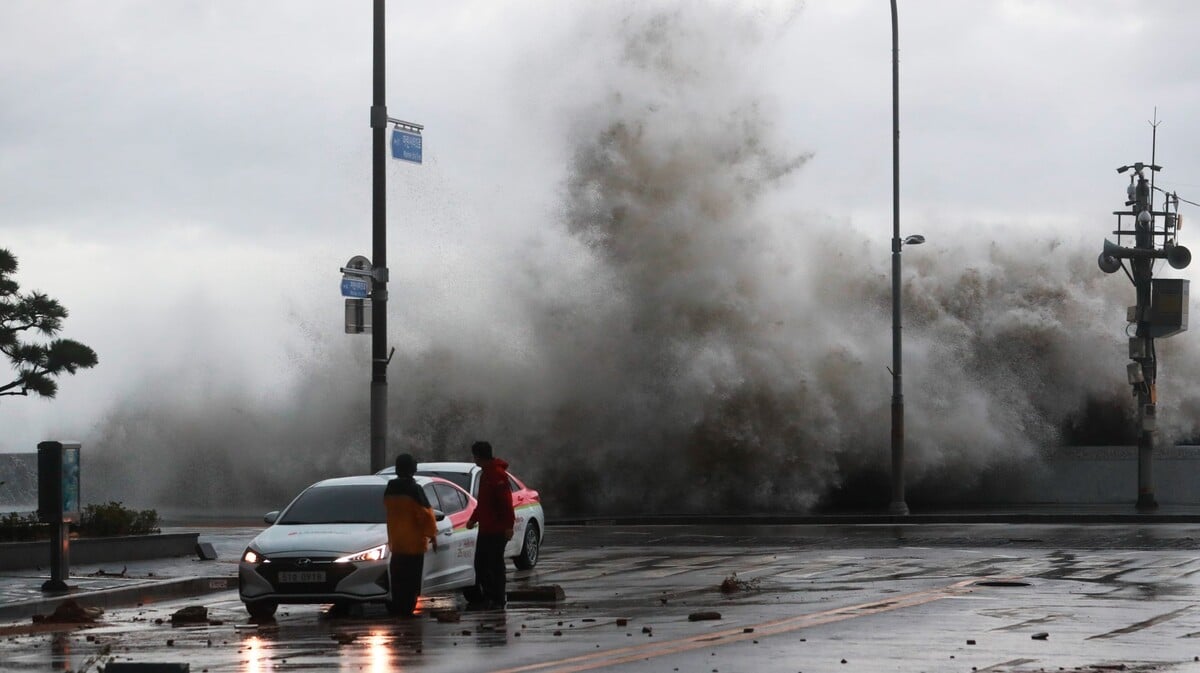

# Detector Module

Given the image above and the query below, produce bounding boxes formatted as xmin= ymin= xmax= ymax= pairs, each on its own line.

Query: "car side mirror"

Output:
xmin=433 ymin=509 xmax=446 ymax=521
xmin=264 ymin=511 xmax=279 ymax=525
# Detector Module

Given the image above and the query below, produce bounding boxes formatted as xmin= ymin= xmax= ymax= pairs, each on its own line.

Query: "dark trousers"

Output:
xmin=389 ymin=553 xmax=425 ymax=615
xmin=474 ymin=532 xmax=508 ymax=606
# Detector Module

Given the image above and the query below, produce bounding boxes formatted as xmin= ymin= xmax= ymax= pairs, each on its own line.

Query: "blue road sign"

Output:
xmin=341 ymin=277 xmax=370 ymax=298
xmin=391 ymin=128 xmax=423 ymax=164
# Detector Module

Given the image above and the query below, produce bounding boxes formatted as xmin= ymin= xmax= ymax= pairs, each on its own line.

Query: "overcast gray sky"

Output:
xmin=3 ymin=0 xmax=1199 ymax=460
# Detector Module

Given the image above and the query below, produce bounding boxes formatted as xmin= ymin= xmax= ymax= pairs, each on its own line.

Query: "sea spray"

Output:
xmin=84 ymin=4 xmax=1193 ymax=514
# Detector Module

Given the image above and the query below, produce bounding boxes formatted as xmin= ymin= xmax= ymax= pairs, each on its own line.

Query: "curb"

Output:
xmin=0 ymin=575 xmax=235 ymax=622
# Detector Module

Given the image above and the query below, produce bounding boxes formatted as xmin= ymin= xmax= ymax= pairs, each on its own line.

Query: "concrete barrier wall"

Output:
xmin=0 ymin=532 xmax=198 ymax=571
xmin=961 ymin=445 xmax=1200 ymax=505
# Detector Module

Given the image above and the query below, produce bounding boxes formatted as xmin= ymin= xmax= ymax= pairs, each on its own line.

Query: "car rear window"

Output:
xmin=415 ymin=470 xmax=472 ymax=494
xmin=278 ymin=484 xmax=386 ymax=524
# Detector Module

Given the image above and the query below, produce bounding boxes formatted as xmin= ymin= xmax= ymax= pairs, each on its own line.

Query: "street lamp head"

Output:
xmin=903 ymin=234 xmax=926 ymax=246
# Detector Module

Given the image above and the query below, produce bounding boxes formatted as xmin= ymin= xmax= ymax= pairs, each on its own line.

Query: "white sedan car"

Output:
xmin=238 ymin=474 xmax=477 ymax=619
xmin=376 ymin=462 xmax=545 ymax=569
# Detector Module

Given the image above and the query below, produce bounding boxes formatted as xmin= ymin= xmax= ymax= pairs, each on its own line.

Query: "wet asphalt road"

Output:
xmin=6 ymin=523 xmax=1200 ymax=672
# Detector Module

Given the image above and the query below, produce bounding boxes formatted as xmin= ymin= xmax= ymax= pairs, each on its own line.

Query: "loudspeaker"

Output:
xmin=1098 ymin=252 xmax=1122 ymax=274
xmin=1167 ymin=244 xmax=1192 ymax=269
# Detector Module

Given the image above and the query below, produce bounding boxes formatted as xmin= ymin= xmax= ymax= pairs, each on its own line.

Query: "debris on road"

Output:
xmin=507 ymin=585 xmax=565 ymax=602
xmin=85 ymin=565 xmax=127 ymax=578
xmin=332 ymin=632 xmax=357 ymax=645
xmin=170 ymin=605 xmax=208 ymax=625
xmin=719 ymin=573 xmax=760 ymax=594
xmin=433 ymin=610 xmax=461 ymax=623
xmin=33 ymin=600 xmax=103 ymax=624
xmin=689 ymin=611 xmax=722 ymax=621
xmin=1031 ymin=632 xmax=1049 ymax=640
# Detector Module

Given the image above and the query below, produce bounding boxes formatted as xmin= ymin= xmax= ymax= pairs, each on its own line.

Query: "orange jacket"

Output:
xmin=384 ymin=477 xmax=437 ymax=556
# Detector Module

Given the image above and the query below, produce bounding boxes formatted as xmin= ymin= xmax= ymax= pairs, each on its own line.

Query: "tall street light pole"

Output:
xmin=370 ymin=0 xmax=389 ymax=473
xmin=889 ymin=0 xmax=909 ymax=516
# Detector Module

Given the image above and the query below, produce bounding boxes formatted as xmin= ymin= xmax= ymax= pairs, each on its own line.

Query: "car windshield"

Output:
xmin=415 ymin=470 xmax=472 ymax=494
xmin=278 ymin=484 xmax=386 ymax=525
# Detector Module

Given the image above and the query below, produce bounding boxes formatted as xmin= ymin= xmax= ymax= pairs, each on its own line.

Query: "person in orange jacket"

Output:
xmin=383 ymin=453 xmax=437 ymax=616
xmin=465 ymin=440 xmax=515 ymax=608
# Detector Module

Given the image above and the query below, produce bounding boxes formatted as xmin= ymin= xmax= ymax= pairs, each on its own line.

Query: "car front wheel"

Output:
xmin=513 ymin=521 xmax=540 ymax=570
xmin=245 ymin=600 xmax=277 ymax=620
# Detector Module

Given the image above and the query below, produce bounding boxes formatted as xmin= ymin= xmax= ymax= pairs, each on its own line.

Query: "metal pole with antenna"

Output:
xmin=1150 ymin=109 xmax=1160 ymax=208
xmin=1137 ymin=112 xmax=1163 ymax=509
xmin=1099 ymin=121 xmax=1193 ymax=511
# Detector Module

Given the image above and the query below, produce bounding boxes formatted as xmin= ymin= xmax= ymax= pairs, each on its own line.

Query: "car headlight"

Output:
xmin=334 ymin=543 xmax=389 ymax=564
xmin=242 ymin=547 xmax=269 ymax=564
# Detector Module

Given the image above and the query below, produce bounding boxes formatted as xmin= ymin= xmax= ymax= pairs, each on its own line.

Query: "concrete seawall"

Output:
xmin=0 ymin=532 xmax=198 ymax=571
xmin=957 ymin=445 xmax=1200 ymax=505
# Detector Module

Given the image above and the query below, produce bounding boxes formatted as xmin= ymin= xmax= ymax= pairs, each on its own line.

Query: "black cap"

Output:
xmin=471 ymin=441 xmax=493 ymax=460
xmin=394 ymin=453 xmax=417 ymax=476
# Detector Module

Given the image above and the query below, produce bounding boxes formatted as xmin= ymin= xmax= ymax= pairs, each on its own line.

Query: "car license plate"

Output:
xmin=278 ymin=571 xmax=325 ymax=583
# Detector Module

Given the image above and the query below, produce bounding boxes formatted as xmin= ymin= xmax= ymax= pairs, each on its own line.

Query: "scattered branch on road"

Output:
xmin=719 ymin=573 xmax=760 ymax=594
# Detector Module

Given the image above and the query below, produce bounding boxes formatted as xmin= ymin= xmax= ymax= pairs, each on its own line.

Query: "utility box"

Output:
xmin=1129 ymin=337 xmax=1147 ymax=360
xmin=38 ymin=441 xmax=80 ymax=524
xmin=345 ymin=298 xmax=372 ymax=334
xmin=1149 ymin=278 xmax=1189 ymax=338
xmin=37 ymin=440 xmax=80 ymax=592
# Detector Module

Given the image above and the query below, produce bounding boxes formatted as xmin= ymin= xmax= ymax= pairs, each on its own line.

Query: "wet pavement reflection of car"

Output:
xmin=238 ymin=474 xmax=477 ymax=619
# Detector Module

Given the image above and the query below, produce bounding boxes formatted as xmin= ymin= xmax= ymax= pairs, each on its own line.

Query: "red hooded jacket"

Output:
xmin=468 ymin=458 xmax=516 ymax=534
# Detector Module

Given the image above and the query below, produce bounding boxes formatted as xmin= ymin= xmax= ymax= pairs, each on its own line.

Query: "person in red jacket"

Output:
xmin=465 ymin=440 xmax=515 ymax=608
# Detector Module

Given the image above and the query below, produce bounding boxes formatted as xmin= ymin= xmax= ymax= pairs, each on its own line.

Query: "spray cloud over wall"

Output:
xmin=86 ymin=5 xmax=1197 ymax=515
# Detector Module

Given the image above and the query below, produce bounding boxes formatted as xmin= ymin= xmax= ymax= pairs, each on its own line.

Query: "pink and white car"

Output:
xmin=377 ymin=461 xmax=544 ymax=569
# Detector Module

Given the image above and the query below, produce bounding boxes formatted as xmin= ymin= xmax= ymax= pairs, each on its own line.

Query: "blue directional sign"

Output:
xmin=391 ymin=128 xmax=423 ymax=164
xmin=341 ymin=277 xmax=370 ymax=298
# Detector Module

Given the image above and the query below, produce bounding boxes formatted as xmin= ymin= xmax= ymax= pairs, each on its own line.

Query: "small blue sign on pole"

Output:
xmin=391 ymin=128 xmax=423 ymax=164
xmin=341 ymin=277 xmax=370 ymax=298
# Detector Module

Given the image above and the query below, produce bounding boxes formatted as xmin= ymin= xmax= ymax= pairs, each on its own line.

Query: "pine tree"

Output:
xmin=0 ymin=248 xmax=98 ymax=399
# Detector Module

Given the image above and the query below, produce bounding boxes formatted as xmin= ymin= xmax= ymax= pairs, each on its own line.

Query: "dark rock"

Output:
xmin=688 ymin=611 xmax=722 ymax=622
xmin=170 ymin=606 xmax=208 ymax=625
xmin=1031 ymin=632 xmax=1049 ymax=640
